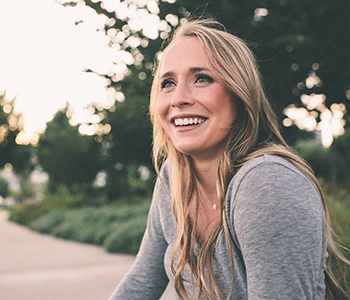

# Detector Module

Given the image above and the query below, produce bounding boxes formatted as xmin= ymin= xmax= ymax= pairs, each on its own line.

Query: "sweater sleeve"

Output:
xmin=108 ymin=177 xmax=170 ymax=300
xmin=233 ymin=160 xmax=326 ymax=299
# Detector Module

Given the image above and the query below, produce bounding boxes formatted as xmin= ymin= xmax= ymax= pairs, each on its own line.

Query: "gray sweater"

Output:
xmin=109 ymin=155 xmax=327 ymax=299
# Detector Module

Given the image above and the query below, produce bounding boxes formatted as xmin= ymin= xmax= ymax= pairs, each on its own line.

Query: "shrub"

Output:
xmin=28 ymin=200 xmax=150 ymax=255
xmin=9 ymin=191 xmax=86 ymax=225
xmin=103 ymin=216 xmax=147 ymax=254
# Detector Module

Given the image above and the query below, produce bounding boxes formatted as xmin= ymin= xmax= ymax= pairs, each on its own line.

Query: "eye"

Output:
xmin=195 ymin=74 xmax=214 ymax=84
xmin=161 ymin=79 xmax=175 ymax=89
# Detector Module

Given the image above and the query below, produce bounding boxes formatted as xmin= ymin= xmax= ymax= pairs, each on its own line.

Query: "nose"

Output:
xmin=170 ymin=82 xmax=195 ymax=108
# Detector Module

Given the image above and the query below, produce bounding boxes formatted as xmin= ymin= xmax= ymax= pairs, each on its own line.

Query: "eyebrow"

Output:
xmin=160 ymin=67 xmax=209 ymax=79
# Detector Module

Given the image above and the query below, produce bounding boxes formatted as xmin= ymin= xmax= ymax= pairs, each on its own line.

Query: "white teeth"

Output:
xmin=174 ymin=117 xmax=205 ymax=126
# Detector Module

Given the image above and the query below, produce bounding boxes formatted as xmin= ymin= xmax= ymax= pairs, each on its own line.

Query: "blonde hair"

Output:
xmin=149 ymin=19 xmax=349 ymax=299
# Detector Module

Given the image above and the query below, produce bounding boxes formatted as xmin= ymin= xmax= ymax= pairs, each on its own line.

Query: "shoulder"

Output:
xmin=225 ymin=154 xmax=322 ymax=225
xmin=235 ymin=154 xmax=305 ymax=182
xmin=225 ymin=154 xmax=324 ymax=243
xmin=227 ymin=154 xmax=313 ymax=197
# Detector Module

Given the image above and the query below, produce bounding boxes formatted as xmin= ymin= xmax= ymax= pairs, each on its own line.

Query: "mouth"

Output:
xmin=172 ymin=117 xmax=207 ymax=127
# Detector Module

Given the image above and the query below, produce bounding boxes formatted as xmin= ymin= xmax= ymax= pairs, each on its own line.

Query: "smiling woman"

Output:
xmin=108 ymin=19 xmax=350 ymax=300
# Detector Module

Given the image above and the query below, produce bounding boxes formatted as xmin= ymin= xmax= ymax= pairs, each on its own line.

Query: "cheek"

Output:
xmin=157 ymin=97 xmax=167 ymax=117
xmin=156 ymin=99 xmax=169 ymax=128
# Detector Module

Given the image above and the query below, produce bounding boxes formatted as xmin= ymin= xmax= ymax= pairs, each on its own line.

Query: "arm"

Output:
xmin=108 ymin=178 xmax=170 ymax=300
xmin=234 ymin=160 xmax=326 ymax=299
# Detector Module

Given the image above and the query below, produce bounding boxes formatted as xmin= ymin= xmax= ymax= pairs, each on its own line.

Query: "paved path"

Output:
xmin=0 ymin=210 xmax=175 ymax=300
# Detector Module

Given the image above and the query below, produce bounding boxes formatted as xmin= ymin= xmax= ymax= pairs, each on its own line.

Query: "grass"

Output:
xmin=323 ymin=184 xmax=350 ymax=293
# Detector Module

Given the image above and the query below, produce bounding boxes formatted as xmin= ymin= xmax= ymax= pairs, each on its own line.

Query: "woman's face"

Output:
xmin=157 ymin=36 xmax=237 ymax=161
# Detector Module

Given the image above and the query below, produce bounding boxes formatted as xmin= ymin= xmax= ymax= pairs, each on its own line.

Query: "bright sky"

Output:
xmin=0 ymin=0 xmax=120 ymax=144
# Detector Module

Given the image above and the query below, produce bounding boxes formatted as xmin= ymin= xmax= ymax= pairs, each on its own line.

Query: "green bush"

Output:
xmin=103 ymin=216 xmax=147 ymax=254
xmin=28 ymin=209 xmax=65 ymax=234
xmin=295 ymin=139 xmax=331 ymax=181
xmin=9 ymin=191 xmax=86 ymax=225
xmin=28 ymin=200 xmax=150 ymax=254
xmin=324 ymin=184 xmax=350 ymax=294
xmin=0 ymin=177 xmax=10 ymax=198
xmin=10 ymin=201 xmax=57 ymax=226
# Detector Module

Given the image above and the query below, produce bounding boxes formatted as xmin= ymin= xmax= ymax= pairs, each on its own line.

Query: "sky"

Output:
xmin=0 ymin=0 xmax=120 ymax=144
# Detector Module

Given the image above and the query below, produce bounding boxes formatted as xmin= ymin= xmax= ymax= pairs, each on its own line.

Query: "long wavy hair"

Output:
xmin=149 ymin=19 xmax=349 ymax=300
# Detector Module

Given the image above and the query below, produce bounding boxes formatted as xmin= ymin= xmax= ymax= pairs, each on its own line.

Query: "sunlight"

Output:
xmin=305 ymin=71 xmax=322 ymax=89
xmin=253 ymin=8 xmax=269 ymax=22
xmin=300 ymin=93 xmax=326 ymax=110
xmin=284 ymin=94 xmax=346 ymax=148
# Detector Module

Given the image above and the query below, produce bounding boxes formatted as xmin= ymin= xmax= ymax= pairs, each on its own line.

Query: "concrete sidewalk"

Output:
xmin=0 ymin=211 xmax=175 ymax=300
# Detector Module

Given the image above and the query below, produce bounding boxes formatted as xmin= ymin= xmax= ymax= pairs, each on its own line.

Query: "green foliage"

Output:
xmin=0 ymin=177 xmax=10 ymax=198
xmin=28 ymin=200 xmax=150 ymax=255
xmin=102 ymin=163 xmax=154 ymax=200
xmin=296 ymin=133 xmax=350 ymax=189
xmin=37 ymin=107 xmax=103 ymax=193
xmin=14 ymin=176 xmax=36 ymax=202
xmin=102 ymin=82 xmax=153 ymax=169
xmin=36 ymin=104 xmax=154 ymax=201
xmin=9 ymin=191 xmax=87 ymax=225
xmin=10 ymin=202 xmax=49 ymax=225
xmin=99 ymin=69 xmax=155 ymax=199
xmin=103 ymin=215 xmax=147 ymax=254
xmin=295 ymin=139 xmax=331 ymax=181
xmin=324 ymin=185 xmax=350 ymax=294
xmin=330 ymin=130 xmax=350 ymax=187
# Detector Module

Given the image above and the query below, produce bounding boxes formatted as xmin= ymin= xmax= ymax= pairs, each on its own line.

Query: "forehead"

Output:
xmin=160 ymin=36 xmax=210 ymax=74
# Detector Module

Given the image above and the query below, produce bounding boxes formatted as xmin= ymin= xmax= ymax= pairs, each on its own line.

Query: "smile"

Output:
xmin=173 ymin=117 xmax=206 ymax=126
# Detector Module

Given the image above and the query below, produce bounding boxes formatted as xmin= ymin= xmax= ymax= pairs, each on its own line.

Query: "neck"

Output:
xmin=192 ymin=156 xmax=220 ymax=197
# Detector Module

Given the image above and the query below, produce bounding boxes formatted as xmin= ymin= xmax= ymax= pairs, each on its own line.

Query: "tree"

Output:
xmin=100 ymin=68 xmax=154 ymax=199
xmin=37 ymin=106 xmax=102 ymax=192
xmin=0 ymin=93 xmax=34 ymax=176
xmin=330 ymin=130 xmax=350 ymax=187
xmin=0 ymin=177 xmax=10 ymax=198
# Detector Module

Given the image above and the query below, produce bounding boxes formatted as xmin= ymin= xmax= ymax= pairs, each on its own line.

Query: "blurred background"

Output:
xmin=0 ymin=0 xmax=349 ymax=294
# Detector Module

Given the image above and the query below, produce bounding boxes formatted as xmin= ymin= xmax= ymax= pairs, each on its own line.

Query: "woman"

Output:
xmin=109 ymin=19 xmax=349 ymax=299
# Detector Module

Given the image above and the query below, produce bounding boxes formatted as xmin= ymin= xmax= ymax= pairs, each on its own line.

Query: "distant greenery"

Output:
xmin=9 ymin=190 xmax=90 ymax=226
xmin=30 ymin=201 xmax=149 ymax=254
xmin=324 ymin=184 xmax=350 ymax=294
xmin=10 ymin=196 xmax=150 ymax=255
